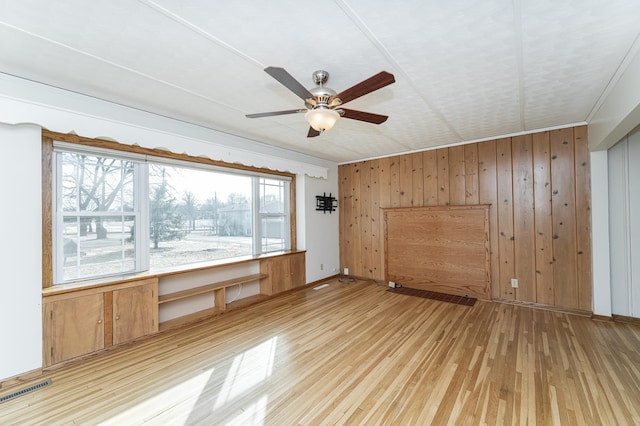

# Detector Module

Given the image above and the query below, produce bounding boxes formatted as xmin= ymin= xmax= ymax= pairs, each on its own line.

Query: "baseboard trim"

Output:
xmin=612 ymin=314 xmax=640 ymax=325
xmin=0 ymin=367 xmax=43 ymax=393
xmin=591 ymin=314 xmax=613 ymax=322
xmin=492 ymin=298 xmax=592 ymax=317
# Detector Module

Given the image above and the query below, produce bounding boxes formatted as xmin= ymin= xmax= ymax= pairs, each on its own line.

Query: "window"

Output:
xmin=53 ymin=142 xmax=292 ymax=284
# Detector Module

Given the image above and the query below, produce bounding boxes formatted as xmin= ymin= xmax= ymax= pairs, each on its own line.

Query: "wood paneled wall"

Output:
xmin=338 ymin=126 xmax=592 ymax=311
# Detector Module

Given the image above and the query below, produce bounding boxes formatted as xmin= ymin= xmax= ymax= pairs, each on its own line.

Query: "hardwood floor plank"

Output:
xmin=2 ymin=280 xmax=640 ymax=425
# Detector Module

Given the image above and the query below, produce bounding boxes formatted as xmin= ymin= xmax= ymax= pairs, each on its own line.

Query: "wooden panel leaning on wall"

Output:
xmin=339 ymin=126 xmax=592 ymax=312
xmin=384 ymin=205 xmax=491 ymax=300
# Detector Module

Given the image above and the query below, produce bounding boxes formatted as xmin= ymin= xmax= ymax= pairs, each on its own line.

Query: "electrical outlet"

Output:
xmin=511 ymin=278 xmax=519 ymax=288
xmin=343 ymin=267 xmax=349 ymax=276
xmin=388 ymin=281 xmax=396 ymax=288
xmin=320 ymin=263 xmax=324 ymax=270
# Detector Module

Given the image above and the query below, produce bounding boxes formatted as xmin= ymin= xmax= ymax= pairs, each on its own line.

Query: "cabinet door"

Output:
xmin=112 ymin=281 xmax=158 ymax=345
xmin=44 ymin=293 xmax=104 ymax=366
xmin=261 ymin=257 xmax=291 ymax=295
xmin=289 ymin=252 xmax=306 ymax=288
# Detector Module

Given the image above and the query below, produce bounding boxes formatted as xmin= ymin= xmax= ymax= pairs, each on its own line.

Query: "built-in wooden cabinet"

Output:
xmin=43 ymin=278 xmax=158 ymax=367
xmin=44 ymin=293 xmax=105 ymax=366
xmin=43 ymin=252 xmax=306 ymax=367
xmin=112 ymin=282 xmax=158 ymax=345
xmin=260 ymin=251 xmax=306 ymax=295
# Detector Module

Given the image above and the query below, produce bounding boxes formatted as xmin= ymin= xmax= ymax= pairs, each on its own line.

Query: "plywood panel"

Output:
xmin=449 ymin=146 xmax=466 ymax=205
xmin=550 ymin=128 xmax=578 ymax=309
xmin=496 ymin=138 xmax=515 ymax=300
xmin=574 ymin=126 xmax=592 ymax=311
xmin=465 ymin=144 xmax=479 ymax=205
xmin=384 ymin=205 xmax=490 ymax=299
xmin=478 ymin=140 xmax=500 ymax=299
xmin=423 ymin=150 xmax=438 ymax=206
xmin=437 ymin=148 xmax=450 ymax=205
xmin=532 ymin=131 xmax=555 ymax=305
xmin=512 ymin=135 xmax=536 ymax=301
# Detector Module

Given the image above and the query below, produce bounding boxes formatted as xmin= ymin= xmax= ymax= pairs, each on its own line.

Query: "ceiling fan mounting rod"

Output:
xmin=312 ymin=70 xmax=329 ymax=86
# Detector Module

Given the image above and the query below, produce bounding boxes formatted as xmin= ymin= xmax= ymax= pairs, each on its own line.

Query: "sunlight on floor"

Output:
xmin=225 ymin=395 xmax=269 ymax=426
xmin=100 ymin=367 xmax=214 ymax=425
xmin=95 ymin=336 xmax=278 ymax=424
xmin=215 ymin=336 xmax=278 ymax=409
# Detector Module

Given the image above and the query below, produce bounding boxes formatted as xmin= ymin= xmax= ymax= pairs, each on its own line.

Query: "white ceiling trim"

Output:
xmin=341 ymin=120 xmax=588 ymax=165
xmin=336 ymin=0 xmax=463 ymax=141
xmin=136 ymin=0 xmax=263 ymax=68
xmin=0 ymin=20 xmax=244 ymax=113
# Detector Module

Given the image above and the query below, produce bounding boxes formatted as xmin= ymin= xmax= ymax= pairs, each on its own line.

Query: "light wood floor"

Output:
xmin=2 ymin=279 xmax=640 ymax=425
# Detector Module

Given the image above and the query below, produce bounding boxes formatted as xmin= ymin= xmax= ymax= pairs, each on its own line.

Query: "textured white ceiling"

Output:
xmin=1 ymin=0 xmax=639 ymax=163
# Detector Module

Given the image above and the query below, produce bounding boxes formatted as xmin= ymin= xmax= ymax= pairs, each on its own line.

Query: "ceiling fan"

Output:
xmin=246 ymin=67 xmax=395 ymax=137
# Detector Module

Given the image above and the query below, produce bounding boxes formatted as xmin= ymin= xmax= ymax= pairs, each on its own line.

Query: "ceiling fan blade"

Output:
xmin=265 ymin=67 xmax=314 ymax=101
xmin=246 ymin=109 xmax=307 ymax=118
xmin=340 ymin=108 xmax=388 ymax=124
xmin=333 ymin=71 xmax=395 ymax=105
xmin=307 ymin=127 xmax=321 ymax=138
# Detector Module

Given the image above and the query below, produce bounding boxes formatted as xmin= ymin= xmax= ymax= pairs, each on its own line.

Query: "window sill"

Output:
xmin=43 ymin=249 xmax=306 ymax=297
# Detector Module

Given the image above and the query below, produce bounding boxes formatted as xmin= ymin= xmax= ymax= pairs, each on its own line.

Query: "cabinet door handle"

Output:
xmin=97 ymin=320 xmax=102 ymax=324
xmin=115 ymin=316 xmax=120 ymax=320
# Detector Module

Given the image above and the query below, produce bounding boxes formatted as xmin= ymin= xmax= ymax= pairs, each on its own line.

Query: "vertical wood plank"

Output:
xmin=437 ymin=148 xmax=450 ymax=206
xmin=423 ymin=150 xmax=439 ymax=206
xmin=496 ymin=138 xmax=515 ymax=300
xmin=369 ymin=160 xmax=382 ymax=280
xmin=532 ymin=131 xmax=555 ymax=305
xmin=399 ymin=155 xmax=413 ymax=207
xmin=550 ymin=128 xmax=578 ymax=309
xmin=478 ymin=140 xmax=500 ymax=300
xmin=449 ymin=145 xmax=466 ymax=205
xmin=465 ymin=144 xmax=479 ymax=205
xmin=412 ymin=152 xmax=424 ymax=207
xmin=574 ymin=126 xmax=592 ymax=311
xmin=360 ymin=161 xmax=373 ymax=279
xmin=378 ymin=157 xmax=391 ymax=280
xmin=390 ymin=156 xmax=401 ymax=208
xmin=512 ymin=135 xmax=536 ymax=302
xmin=338 ymin=165 xmax=351 ymax=275
xmin=351 ymin=162 xmax=363 ymax=277
xmin=42 ymin=136 xmax=54 ymax=288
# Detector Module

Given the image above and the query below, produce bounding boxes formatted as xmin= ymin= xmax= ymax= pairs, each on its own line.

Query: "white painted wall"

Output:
xmin=590 ymin=151 xmax=611 ymax=317
xmin=301 ymin=172 xmax=340 ymax=284
xmin=608 ymin=125 xmax=640 ymax=317
xmin=0 ymin=75 xmax=339 ymax=381
xmin=0 ymin=123 xmax=43 ymax=380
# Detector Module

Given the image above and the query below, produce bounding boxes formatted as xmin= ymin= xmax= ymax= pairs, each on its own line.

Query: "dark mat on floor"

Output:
xmin=387 ymin=286 xmax=477 ymax=306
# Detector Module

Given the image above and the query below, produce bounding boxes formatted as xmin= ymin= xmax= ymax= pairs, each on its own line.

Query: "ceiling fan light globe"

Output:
xmin=305 ymin=108 xmax=339 ymax=132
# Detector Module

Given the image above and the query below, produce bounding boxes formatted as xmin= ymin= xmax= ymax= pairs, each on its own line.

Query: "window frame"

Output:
xmin=42 ymin=131 xmax=296 ymax=288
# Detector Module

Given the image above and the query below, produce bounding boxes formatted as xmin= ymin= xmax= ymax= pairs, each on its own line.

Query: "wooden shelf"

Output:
xmin=159 ymin=307 xmax=222 ymax=331
xmin=226 ymin=294 xmax=269 ymax=310
xmin=158 ymin=273 xmax=268 ymax=304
